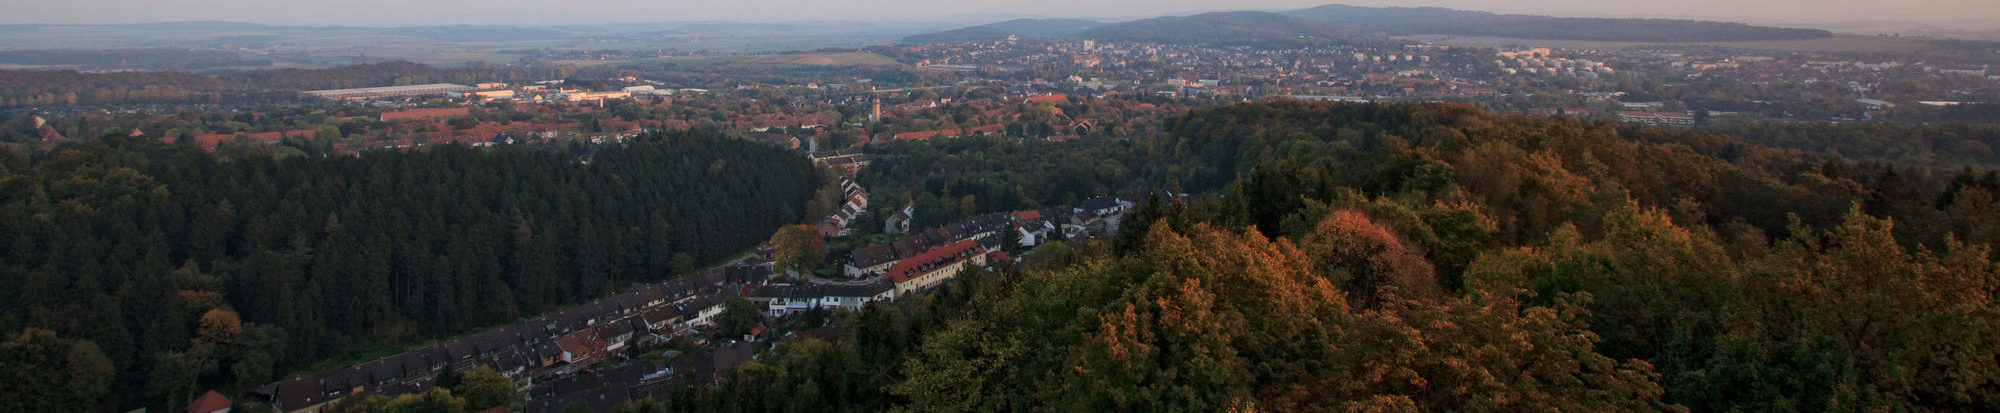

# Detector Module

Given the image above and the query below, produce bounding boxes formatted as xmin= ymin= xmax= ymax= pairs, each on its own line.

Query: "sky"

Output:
xmin=10 ymin=0 xmax=2000 ymax=28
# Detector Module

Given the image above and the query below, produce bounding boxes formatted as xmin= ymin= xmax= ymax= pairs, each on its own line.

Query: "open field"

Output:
xmin=736 ymin=52 xmax=905 ymax=67
xmin=1402 ymin=34 xmax=1932 ymax=53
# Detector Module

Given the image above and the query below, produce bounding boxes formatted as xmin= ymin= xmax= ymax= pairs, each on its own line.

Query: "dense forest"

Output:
xmin=0 ymin=131 xmax=823 ymax=411
xmin=637 ymin=101 xmax=2000 ymax=412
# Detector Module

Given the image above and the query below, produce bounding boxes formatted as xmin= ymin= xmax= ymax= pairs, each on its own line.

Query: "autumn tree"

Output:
xmin=898 ymin=223 xmax=1673 ymax=411
xmin=771 ymin=224 xmax=827 ymax=277
xmin=1300 ymin=210 xmax=1444 ymax=307
xmin=197 ymin=309 xmax=242 ymax=345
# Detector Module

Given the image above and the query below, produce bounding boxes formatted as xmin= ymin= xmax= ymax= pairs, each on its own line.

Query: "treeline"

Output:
xmin=0 ymin=70 xmax=281 ymax=108
xmin=0 ymin=61 xmax=574 ymax=109
xmin=642 ymin=101 xmax=2000 ymax=411
xmin=0 ymin=49 xmax=270 ymax=71
xmin=1705 ymin=121 xmax=2000 ymax=167
xmin=218 ymin=61 xmax=571 ymax=92
xmin=0 ymin=131 xmax=822 ymax=411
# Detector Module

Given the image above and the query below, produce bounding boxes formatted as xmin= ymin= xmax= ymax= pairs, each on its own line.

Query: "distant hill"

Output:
xmin=904 ymin=4 xmax=1834 ymax=45
xmin=1080 ymin=12 xmax=1344 ymax=45
xmin=1283 ymin=4 xmax=1831 ymax=42
xmin=902 ymin=26 xmax=1017 ymax=44
xmin=902 ymin=18 xmax=1103 ymax=44
xmin=383 ymin=25 xmax=573 ymax=42
xmin=987 ymin=18 xmax=1107 ymax=38
xmin=120 ymin=21 xmax=271 ymax=31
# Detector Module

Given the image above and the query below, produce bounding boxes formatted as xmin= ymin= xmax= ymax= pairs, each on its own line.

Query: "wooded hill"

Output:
xmin=656 ymin=101 xmax=2000 ymax=412
xmin=1283 ymin=4 xmax=1832 ymax=42
xmin=902 ymin=3 xmax=1832 ymax=44
xmin=0 ymin=131 xmax=823 ymax=412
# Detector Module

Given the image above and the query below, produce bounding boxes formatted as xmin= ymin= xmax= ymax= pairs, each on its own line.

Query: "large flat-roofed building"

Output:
xmin=304 ymin=84 xmax=475 ymax=100
xmin=561 ymin=91 xmax=631 ymax=102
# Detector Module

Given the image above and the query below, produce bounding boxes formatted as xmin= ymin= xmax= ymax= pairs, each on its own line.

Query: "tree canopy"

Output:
xmin=0 ymin=130 xmax=821 ymax=411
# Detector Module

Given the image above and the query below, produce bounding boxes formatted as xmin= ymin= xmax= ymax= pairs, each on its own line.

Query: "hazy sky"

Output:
xmin=11 ymin=0 xmax=2000 ymax=28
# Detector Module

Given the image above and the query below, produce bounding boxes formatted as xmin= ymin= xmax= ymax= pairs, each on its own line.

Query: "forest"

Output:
xmin=634 ymin=101 xmax=2000 ymax=412
xmin=0 ymin=131 xmax=824 ymax=412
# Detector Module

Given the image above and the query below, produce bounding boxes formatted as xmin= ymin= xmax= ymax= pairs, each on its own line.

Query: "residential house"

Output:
xmin=844 ymin=243 xmax=900 ymax=277
xmin=884 ymin=204 xmax=915 ymax=234
xmin=823 ymin=280 xmax=897 ymax=311
xmin=1015 ymin=220 xmax=1056 ymax=248
xmin=555 ymin=330 xmax=611 ymax=374
xmin=670 ymin=296 xmax=728 ymax=334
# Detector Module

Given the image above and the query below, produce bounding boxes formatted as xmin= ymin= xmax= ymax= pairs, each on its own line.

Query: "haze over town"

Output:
xmin=10 ymin=0 xmax=2000 ymax=29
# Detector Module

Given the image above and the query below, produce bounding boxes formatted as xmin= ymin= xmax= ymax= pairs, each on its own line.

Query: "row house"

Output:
xmin=889 ymin=240 xmax=990 ymax=296
xmin=252 ymin=263 xmax=770 ymax=412
xmin=739 ymin=281 xmax=898 ymax=316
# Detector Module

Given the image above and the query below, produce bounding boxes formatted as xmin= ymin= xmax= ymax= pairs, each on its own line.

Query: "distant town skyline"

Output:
xmin=9 ymin=0 xmax=1999 ymax=29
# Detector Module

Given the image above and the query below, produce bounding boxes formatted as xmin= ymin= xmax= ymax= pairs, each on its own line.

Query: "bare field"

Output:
xmin=1402 ymin=35 xmax=1931 ymax=53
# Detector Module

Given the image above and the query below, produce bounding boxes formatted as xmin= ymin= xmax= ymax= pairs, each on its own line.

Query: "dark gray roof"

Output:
xmin=848 ymin=243 xmax=899 ymax=268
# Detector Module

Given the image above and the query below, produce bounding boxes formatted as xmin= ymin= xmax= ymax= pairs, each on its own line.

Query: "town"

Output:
xmin=12 ymin=33 xmax=1998 ymax=158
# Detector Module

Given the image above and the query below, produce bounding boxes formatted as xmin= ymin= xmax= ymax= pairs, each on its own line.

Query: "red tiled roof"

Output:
xmin=1025 ymin=94 xmax=1068 ymax=104
xmin=556 ymin=330 xmax=609 ymax=360
xmin=1011 ymin=210 xmax=1042 ymax=221
xmin=887 ymin=239 xmax=981 ymax=284
xmin=187 ymin=390 xmax=231 ymax=413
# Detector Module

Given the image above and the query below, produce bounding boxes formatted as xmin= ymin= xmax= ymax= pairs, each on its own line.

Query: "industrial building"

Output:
xmin=303 ymin=84 xmax=476 ymax=100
